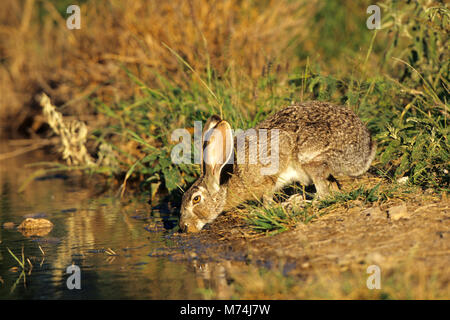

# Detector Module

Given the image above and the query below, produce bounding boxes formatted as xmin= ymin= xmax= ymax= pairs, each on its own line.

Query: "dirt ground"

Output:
xmin=169 ymin=177 xmax=450 ymax=299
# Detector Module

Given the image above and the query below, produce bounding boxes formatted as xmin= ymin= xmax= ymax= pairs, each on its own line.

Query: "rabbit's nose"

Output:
xmin=179 ymin=221 xmax=189 ymax=232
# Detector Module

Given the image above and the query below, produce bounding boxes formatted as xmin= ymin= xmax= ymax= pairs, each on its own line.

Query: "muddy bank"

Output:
xmin=166 ymin=190 xmax=449 ymax=291
xmin=147 ymin=189 xmax=448 ymax=299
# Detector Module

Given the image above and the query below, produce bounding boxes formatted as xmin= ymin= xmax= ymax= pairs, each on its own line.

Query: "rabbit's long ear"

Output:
xmin=201 ymin=115 xmax=222 ymax=175
xmin=203 ymin=120 xmax=233 ymax=192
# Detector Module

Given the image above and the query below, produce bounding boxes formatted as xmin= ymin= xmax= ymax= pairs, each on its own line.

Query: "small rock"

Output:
xmin=18 ymin=218 xmax=53 ymax=229
xmin=362 ymin=206 xmax=385 ymax=219
xmin=2 ymin=222 xmax=15 ymax=229
xmin=301 ymin=262 xmax=310 ymax=269
xmin=365 ymin=252 xmax=385 ymax=265
xmin=396 ymin=176 xmax=409 ymax=184
xmin=388 ymin=203 xmax=410 ymax=221
xmin=17 ymin=218 xmax=54 ymax=237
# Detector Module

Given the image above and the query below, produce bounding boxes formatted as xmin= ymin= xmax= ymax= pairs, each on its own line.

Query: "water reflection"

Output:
xmin=192 ymin=261 xmax=235 ymax=299
xmin=0 ymin=143 xmax=283 ymax=300
xmin=0 ymin=144 xmax=205 ymax=299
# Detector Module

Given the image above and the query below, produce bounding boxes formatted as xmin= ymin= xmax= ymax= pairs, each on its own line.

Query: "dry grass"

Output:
xmin=0 ymin=0 xmax=315 ymax=137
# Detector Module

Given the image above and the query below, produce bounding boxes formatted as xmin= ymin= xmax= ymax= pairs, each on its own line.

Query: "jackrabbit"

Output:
xmin=180 ymin=101 xmax=376 ymax=232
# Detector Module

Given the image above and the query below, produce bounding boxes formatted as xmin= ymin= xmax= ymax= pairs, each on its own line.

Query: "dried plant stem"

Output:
xmin=39 ymin=93 xmax=94 ymax=166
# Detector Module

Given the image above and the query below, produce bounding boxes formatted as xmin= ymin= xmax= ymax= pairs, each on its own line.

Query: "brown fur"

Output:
xmin=180 ymin=101 xmax=376 ymax=232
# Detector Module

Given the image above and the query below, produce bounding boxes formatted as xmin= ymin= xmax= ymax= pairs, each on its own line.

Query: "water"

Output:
xmin=0 ymin=143 xmax=233 ymax=299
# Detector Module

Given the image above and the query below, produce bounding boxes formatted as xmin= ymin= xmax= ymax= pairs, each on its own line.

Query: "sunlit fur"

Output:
xmin=180 ymin=102 xmax=376 ymax=233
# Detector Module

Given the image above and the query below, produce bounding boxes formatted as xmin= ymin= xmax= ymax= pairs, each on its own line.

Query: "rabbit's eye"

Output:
xmin=192 ymin=195 xmax=201 ymax=204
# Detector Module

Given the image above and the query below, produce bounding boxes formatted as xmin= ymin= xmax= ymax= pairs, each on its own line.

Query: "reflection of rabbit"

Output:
xmin=192 ymin=261 xmax=233 ymax=299
xmin=180 ymin=101 xmax=376 ymax=232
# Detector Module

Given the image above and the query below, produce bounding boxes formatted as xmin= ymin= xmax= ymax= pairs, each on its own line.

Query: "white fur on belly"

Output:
xmin=275 ymin=165 xmax=312 ymax=191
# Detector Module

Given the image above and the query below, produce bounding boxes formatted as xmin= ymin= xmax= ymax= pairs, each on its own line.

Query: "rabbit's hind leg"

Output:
xmin=301 ymin=161 xmax=333 ymax=199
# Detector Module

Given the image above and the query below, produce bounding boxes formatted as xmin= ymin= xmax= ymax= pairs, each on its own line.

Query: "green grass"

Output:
xmin=315 ymin=184 xmax=387 ymax=209
xmin=246 ymin=177 xmax=428 ymax=234
xmin=245 ymin=184 xmax=394 ymax=233
xmin=246 ymin=205 xmax=306 ymax=235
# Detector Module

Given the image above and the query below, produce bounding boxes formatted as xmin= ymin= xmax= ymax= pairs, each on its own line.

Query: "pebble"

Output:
xmin=388 ymin=203 xmax=410 ymax=221
xmin=17 ymin=218 xmax=54 ymax=237
xmin=2 ymin=222 xmax=15 ymax=229
xmin=396 ymin=176 xmax=409 ymax=184
xmin=362 ymin=206 xmax=385 ymax=219
xmin=17 ymin=218 xmax=54 ymax=230
xmin=365 ymin=252 xmax=385 ymax=265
